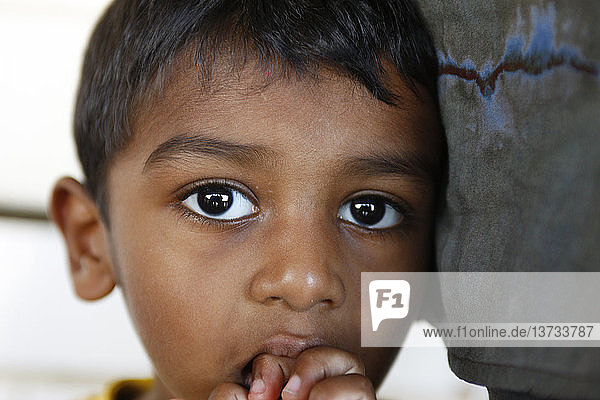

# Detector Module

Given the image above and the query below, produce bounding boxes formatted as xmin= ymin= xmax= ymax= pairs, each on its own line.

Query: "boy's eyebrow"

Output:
xmin=143 ymin=133 xmax=274 ymax=172
xmin=341 ymin=153 xmax=437 ymax=182
xmin=143 ymin=133 xmax=437 ymax=181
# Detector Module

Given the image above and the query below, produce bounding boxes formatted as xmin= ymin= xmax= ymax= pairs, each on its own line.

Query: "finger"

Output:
xmin=281 ymin=346 xmax=365 ymax=400
xmin=307 ymin=374 xmax=376 ymax=400
xmin=208 ymin=382 xmax=249 ymax=400
xmin=248 ymin=353 xmax=295 ymax=400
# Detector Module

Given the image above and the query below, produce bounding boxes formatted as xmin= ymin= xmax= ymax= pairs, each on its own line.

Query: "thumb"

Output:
xmin=248 ymin=354 xmax=295 ymax=400
xmin=281 ymin=346 xmax=365 ymax=400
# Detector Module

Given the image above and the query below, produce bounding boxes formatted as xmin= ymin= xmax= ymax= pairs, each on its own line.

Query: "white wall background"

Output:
xmin=0 ymin=1 xmax=487 ymax=399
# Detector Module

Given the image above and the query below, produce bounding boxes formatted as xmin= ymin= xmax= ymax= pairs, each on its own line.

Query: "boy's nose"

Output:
xmin=248 ymin=216 xmax=345 ymax=312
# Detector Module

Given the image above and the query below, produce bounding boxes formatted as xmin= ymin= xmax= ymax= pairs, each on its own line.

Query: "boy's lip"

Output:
xmin=239 ymin=333 xmax=328 ymax=386
xmin=259 ymin=334 xmax=327 ymax=358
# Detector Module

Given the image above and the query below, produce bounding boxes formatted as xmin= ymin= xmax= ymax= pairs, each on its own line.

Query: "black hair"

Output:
xmin=74 ymin=0 xmax=439 ymax=219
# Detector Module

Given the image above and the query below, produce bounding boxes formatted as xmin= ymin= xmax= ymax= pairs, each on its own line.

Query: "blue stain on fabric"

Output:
xmin=521 ymin=4 xmax=556 ymax=72
xmin=438 ymin=3 xmax=599 ymax=98
xmin=460 ymin=58 xmax=477 ymax=71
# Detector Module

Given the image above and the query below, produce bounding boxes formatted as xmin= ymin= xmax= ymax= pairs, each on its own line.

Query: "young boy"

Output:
xmin=49 ymin=0 xmax=444 ymax=399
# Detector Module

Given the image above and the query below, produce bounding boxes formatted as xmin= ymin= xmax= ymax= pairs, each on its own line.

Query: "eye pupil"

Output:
xmin=350 ymin=196 xmax=385 ymax=225
xmin=197 ymin=186 xmax=233 ymax=215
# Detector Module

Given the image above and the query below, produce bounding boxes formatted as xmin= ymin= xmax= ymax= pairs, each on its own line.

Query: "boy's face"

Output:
xmin=93 ymin=62 xmax=440 ymax=398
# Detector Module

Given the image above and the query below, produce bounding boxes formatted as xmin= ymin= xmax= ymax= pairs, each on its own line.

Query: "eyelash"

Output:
xmin=171 ymin=180 xmax=414 ymax=237
xmin=338 ymin=193 xmax=414 ymax=238
xmin=171 ymin=179 xmax=259 ymax=229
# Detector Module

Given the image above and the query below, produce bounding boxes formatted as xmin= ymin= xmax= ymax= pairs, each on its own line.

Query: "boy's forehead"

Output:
xmin=124 ymin=59 xmax=440 ymax=174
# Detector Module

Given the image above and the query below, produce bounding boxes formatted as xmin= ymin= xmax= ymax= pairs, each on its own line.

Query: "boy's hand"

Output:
xmin=277 ymin=346 xmax=375 ymax=400
xmin=206 ymin=346 xmax=376 ymax=400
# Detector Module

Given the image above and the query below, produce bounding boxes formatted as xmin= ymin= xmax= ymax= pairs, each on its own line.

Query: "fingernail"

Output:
xmin=250 ymin=378 xmax=266 ymax=395
xmin=283 ymin=375 xmax=301 ymax=395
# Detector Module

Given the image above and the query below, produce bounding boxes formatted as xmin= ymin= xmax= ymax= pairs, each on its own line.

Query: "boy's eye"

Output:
xmin=181 ymin=183 xmax=257 ymax=220
xmin=338 ymin=194 xmax=404 ymax=229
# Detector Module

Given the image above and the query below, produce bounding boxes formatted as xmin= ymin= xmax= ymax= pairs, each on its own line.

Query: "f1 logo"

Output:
xmin=369 ymin=280 xmax=410 ymax=331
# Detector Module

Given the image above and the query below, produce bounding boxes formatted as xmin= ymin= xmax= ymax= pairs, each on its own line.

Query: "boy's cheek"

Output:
xmin=110 ymin=246 xmax=248 ymax=396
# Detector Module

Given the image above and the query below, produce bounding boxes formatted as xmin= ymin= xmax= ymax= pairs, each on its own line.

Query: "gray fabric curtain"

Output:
xmin=415 ymin=1 xmax=600 ymax=398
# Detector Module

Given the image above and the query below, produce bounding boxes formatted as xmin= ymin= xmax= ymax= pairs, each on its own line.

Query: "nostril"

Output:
xmin=316 ymin=298 xmax=335 ymax=309
xmin=249 ymin=270 xmax=346 ymax=310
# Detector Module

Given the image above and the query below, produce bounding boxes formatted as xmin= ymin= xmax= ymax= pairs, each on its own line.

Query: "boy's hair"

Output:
xmin=74 ymin=0 xmax=438 ymax=219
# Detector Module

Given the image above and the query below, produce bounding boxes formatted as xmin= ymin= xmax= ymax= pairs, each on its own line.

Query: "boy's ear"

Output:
xmin=49 ymin=177 xmax=116 ymax=301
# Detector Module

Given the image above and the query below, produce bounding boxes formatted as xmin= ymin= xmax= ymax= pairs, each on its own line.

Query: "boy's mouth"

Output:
xmin=240 ymin=334 xmax=328 ymax=387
